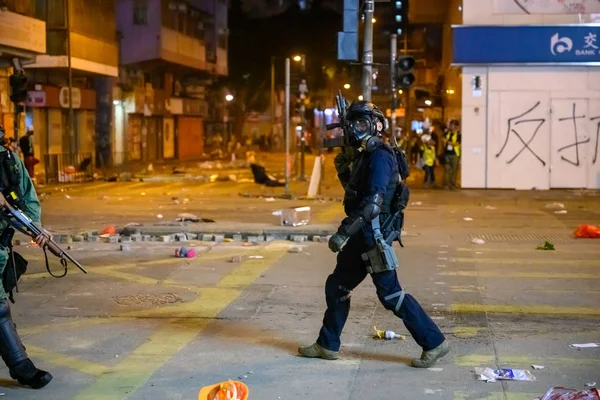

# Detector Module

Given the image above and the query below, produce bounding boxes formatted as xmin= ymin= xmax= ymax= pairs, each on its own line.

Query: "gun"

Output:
xmin=322 ymin=90 xmax=349 ymax=149
xmin=0 ymin=202 xmax=87 ymax=277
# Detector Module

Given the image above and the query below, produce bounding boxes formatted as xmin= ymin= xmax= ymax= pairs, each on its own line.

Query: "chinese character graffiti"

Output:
xmin=496 ymin=101 xmax=547 ymax=166
xmin=556 ymin=102 xmax=589 ymax=167
xmin=590 ymin=115 xmax=600 ymax=165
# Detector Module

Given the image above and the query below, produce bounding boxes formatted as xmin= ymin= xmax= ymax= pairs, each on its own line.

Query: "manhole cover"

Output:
xmin=112 ymin=293 xmax=183 ymax=307
xmin=469 ymin=233 xmax=575 ymax=242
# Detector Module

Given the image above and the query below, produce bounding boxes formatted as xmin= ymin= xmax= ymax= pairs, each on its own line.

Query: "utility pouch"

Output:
xmin=2 ymin=250 xmax=28 ymax=303
xmin=362 ymin=238 xmax=399 ymax=274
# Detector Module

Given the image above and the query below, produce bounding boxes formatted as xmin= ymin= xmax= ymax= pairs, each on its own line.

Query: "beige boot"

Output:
xmin=411 ymin=341 xmax=450 ymax=368
xmin=298 ymin=343 xmax=339 ymax=360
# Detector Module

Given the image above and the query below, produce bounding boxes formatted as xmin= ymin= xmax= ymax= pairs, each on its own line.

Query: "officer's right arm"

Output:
xmin=15 ymin=154 xmax=41 ymax=225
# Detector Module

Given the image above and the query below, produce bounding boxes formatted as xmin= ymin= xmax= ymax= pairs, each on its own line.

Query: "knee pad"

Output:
xmin=379 ymin=289 xmax=406 ymax=314
xmin=325 ymin=275 xmax=352 ymax=306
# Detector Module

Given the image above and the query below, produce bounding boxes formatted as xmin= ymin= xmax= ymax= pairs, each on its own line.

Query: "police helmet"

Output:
xmin=344 ymin=101 xmax=388 ymax=148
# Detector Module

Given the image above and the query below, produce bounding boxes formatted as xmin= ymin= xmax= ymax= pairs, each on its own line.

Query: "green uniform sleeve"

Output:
xmin=15 ymin=153 xmax=41 ymax=225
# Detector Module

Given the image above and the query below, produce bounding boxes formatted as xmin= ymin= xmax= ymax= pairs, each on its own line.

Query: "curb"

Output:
xmin=14 ymin=226 xmax=338 ymax=247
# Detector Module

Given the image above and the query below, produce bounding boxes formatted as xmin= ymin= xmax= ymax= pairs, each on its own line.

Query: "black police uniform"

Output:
xmin=299 ymin=100 xmax=448 ymax=367
xmin=318 ymin=145 xmax=445 ymax=352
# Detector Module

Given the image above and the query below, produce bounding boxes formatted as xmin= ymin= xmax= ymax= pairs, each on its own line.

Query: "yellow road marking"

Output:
xmin=452 ymin=303 xmax=600 ymax=316
xmin=454 ymin=392 xmax=539 ymax=400
xmin=21 ymin=318 xmax=118 ymax=336
xmin=450 ymin=285 xmax=600 ymax=295
xmin=27 ymin=345 xmax=110 ymax=376
xmin=455 ymin=354 xmax=600 ymax=367
xmin=452 ymin=327 xmax=483 ymax=338
xmin=450 ymin=257 xmax=600 ymax=266
xmin=72 ymin=244 xmax=287 ymax=400
xmin=440 ymin=271 xmax=600 ymax=279
xmin=455 ymin=247 xmax=600 ymax=255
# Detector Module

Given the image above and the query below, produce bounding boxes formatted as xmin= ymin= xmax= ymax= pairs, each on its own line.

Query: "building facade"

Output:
xmin=20 ymin=0 xmax=119 ymax=182
xmin=455 ymin=0 xmax=600 ymax=190
xmin=0 ymin=1 xmax=46 ymax=151
xmin=116 ymin=0 xmax=228 ymax=163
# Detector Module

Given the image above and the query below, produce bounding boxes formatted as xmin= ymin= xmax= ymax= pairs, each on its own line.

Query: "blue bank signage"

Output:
xmin=453 ymin=25 xmax=600 ymax=65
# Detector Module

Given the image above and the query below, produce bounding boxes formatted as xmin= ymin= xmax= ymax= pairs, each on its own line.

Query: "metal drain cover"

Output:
xmin=112 ymin=293 xmax=183 ymax=307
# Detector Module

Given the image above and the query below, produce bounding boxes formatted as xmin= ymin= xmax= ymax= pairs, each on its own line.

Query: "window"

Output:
xmin=133 ymin=0 xmax=148 ymax=25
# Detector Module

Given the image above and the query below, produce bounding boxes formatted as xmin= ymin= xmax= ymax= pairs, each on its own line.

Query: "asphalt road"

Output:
xmin=1 ymin=179 xmax=598 ymax=399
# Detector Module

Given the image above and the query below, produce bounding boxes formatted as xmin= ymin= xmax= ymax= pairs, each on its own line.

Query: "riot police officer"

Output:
xmin=0 ymin=124 xmax=53 ymax=388
xmin=298 ymin=101 xmax=450 ymax=368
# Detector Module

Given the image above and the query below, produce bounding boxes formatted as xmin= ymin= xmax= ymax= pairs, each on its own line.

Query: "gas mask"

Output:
xmin=346 ymin=116 xmax=385 ymax=153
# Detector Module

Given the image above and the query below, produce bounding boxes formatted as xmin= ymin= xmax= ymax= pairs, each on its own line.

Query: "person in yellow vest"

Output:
xmin=421 ymin=139 xmax=437 ymax=188
xmin=442 ymin=120 xmax=461 ymax=190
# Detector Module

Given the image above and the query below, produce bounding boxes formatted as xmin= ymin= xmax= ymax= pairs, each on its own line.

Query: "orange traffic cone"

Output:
xmin=198 ymin=380 xmax=249 ymax=400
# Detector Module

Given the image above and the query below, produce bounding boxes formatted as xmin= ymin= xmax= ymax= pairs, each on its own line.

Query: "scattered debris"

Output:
xmin=265 ymin=197 xmax=275 ymax=202
xmin=175 ymin=246 xmax=196 ymax=258
xmin=536 ymin=241 xmax=555 ymax=251
xmin=554 ymin=210 xmax=568 ymax=214
xmin=411 ymin=201 xmax=423 ymax=206
xmin=230 ymin=256 xmax=243 ymax=263
xmin=532 ymin=365 xmax=545 ymax=370
xmin=474 ymin=367 xmax=536 ymax=383
xmin=463 ymin=217 xmax=473 ymax=221
xmin=545 ymin=202 xmax=565 ymax=209
xmin=574 ymin=224 xmax=600 ymax=239
xmin=281 ymin=207 xmax=311 ymax=227
xmin=156 ymin=214 xmax=163 ymax=219
xmin=471 ymin=238 xmax=485 ymax=245
xmin=373 ymin=325 xmax=406 ymax=340
xmin=248 ymin=255 xmax=264 ymax=259
xmin=571 ymin=343 xmax=599 ymax=349
xmin=250 ymin=163 xmax=285 ymax=187
xmin=424 ymin=389 xmax=442 ymax=395
xmin=287 ymin=246 xmax=303 ymax=253
xmin=238 ymin=375 xmax=248 ymax=380
xmin=428 ymin=367 xmax=443 ymax=372
xmin=586 ymin=383 xmax=597 ymax=387
xmin=484 ymin=205 xmax=497 ymax=210
xmin=537 ymin=387 xmax=600 ymax=400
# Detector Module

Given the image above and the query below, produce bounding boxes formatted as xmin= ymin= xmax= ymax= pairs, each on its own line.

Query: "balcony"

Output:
xmin=27 ymin=31 xmax=118 ymax=77
xmin=160 ymin=27 xmax=208 ymax=70
xmin=0 ymin=10 xmax=46 ymax=65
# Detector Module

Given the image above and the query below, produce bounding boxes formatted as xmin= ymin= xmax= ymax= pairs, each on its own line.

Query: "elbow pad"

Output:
xmin=361 ymin=193 xmax=383 ymax=223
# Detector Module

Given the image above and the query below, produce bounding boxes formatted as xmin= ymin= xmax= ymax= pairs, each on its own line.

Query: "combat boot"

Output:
xmin=411 ymin=340 xmax=450 ymax=368
xmin=0 ymin=299 xmax=52 ymax=388
xmin=298 ymin=343 xmax=339 ymax=360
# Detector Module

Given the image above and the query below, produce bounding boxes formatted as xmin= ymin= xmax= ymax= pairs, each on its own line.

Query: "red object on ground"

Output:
xmin=574 ymin=224 xmax=600 ymax=238
xmin=539 ymin=386 xmax=600 ymax=400
xmin=101 ymin=226 xmax=117 ymax=235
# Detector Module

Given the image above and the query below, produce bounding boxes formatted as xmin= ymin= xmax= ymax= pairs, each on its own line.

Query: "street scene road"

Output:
xmin=1 ymin=171 xmax=598 ymax=399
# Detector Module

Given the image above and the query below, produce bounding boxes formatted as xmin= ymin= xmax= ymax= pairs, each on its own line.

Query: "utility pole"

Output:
xmin=402 ymin=32 xmax=410 ymax=138
xmin=298 ymin=56 xmax=307 ymax=181
xmin=270 ymin=56 xmax=275 ymax=145
xmin=361 ymin=0 xmax=374 ymax=101
xmin=284 ymin=57 xmax=291 ymax=196
xmin=66 ymin=0 xmax=75 ymax=157
xmin=390 ymin=33 xmax=397 ymax=139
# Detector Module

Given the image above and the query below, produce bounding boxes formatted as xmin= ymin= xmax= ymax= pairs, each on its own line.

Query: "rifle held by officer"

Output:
xmin=0 ymin=201 xmax=87 ymax=277
xmin=323 ymin=90 xmax=349 ymax=149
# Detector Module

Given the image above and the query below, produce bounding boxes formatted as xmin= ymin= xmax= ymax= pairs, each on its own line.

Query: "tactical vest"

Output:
xmin=0 ymin=148 xmax=24 ymax=209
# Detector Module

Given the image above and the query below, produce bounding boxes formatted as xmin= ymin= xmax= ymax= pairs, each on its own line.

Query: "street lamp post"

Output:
xmin=292 ymin=54 xmax=307 ymax=181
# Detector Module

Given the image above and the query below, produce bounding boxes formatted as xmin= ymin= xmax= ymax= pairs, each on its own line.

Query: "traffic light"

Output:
xmin=9 ymin=73 xmax=28 ymax=103
xmin=396 ymin=56 xmax=415 ymax=89
xmin=392 ymin=0 xmax=407 ymax=36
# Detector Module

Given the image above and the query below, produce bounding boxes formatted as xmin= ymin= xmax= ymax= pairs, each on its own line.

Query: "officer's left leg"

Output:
xmin=371 ymin=270 xmax=450 ymax=368
xmin=0 ymin=251 xmax=53 ymax=388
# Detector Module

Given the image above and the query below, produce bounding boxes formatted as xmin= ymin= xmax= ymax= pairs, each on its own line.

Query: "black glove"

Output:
xmin=328 ymin=233 xmax=348 ymax=253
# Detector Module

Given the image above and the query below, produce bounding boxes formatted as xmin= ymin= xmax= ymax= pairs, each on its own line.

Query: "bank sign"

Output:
xmin=453 ymin=25 xmax=600 ymax=65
